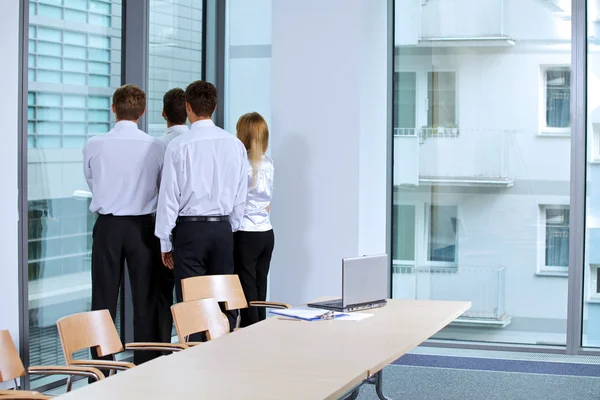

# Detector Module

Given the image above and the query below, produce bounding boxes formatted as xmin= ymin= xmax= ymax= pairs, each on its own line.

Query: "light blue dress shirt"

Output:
xmin=83 ymin=121 xmax=165 ymax=216
xmin=155 ymin=119 xmax=250 ymax=252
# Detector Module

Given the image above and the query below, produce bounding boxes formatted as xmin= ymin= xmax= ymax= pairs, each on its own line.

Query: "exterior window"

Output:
xmin=427 ymin=71 xmax=457 ymax=128
xmin=393 ymin=72 xmax=417 ymax=133
xmin=543 ymin=206 xmax=570 ymax=271
xmin=392 ymin=70 xmax=458 ymax=136
xmin=392 ymin=205 xmax=416 ymax=262
xmin=427 ymin=205 xmax=458 ymax=265
xmin=541 ymin=66 xmax=571 ymax=134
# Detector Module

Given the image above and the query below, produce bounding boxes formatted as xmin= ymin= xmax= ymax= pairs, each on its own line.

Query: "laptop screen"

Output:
xmin=342 ymin=254 xmax=388 ymax=307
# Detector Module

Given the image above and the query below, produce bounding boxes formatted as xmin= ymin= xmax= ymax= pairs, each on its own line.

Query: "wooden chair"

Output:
xmin=181 ymin=275 xmax=290 ymax=328
xmin=56 ymin=310 xmax=187 ymax=382
xmin=0 ymin=329 xmax=104 ymax=399
xmin=171 ymin=298 xmax=230 ymax=345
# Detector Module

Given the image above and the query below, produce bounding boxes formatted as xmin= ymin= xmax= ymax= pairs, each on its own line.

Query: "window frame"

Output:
xmin=539 ymin=64 xmax=571 ymax=137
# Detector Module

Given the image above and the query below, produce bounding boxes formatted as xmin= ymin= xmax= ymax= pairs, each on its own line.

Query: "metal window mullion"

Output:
xmin=19 ymin=0 xmax=31 ymax=390
xmin=204 ymin=0 xmax=225 ymax=128
xmin=566 ymin=0 xmax=587 ymax=355
xmin=387 ymin=0 xmax=395 ymax=297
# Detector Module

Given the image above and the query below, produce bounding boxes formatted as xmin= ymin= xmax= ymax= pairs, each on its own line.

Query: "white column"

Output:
xmin=270 ymin=0 xmax=389 ymax=305
xmin=0 ymin=0 xmax=22 ymax=385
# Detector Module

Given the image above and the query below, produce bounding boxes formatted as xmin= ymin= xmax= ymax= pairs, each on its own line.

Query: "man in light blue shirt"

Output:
xmin=83 ymin=84 xmax=165 ymax=365
xmin=155 ymin=80 xmax=248 ymax=331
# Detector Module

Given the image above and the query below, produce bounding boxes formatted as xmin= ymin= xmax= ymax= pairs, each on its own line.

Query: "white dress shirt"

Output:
xmin=155 ymin=119 xmax=249 ymax=252
xmin=240 ymin=155 xmax=274 ymax=232
xmin=83 ymin=121 xmax=166 ymax=216
xmin=158 ymin=124 xmax=189 ymax=148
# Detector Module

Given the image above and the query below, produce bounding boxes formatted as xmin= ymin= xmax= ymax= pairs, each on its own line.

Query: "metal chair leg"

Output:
xmin=66 ymin=376 xmax=73 ymax=392
xmin=373 ymin=370 xmax=391 ymax=400
xmin=342 ymin=387 xmax=360 ymax=400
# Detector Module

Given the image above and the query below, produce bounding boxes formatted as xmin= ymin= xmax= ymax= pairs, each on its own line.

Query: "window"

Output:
xmin=392 ymin=70 xmax=457 ymax=136
xmin=392 ymin=205 xmax=416 ymax=262
xmin=393 ymin=72 xmax=417 ymax=134
xmin=427 ymin=71 xmax=457 ymax=128
xmin=148 ymin=0 xmax=204 ymax=137
xmin=541 ymin=66 xmax=571 ymax=135
xmin=426 ymin=205 xmax=458 ymax=265
xmin=27 ymin=0 xmax=122 ymax=388
xmin=541 ymin=205 xmax=570 ymax=271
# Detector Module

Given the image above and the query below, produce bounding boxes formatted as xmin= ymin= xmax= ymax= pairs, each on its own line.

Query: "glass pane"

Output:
xmin=38 ymin=41 xmax=62 ymax=56
xmin=427 ymin=72 xmax=457 ymax=128
xmin=64 ymin=59 xmax=87 ymax=73
xmin=392 ymin=0 xmax=571 ymax=346
xmin=88 ymin=96 xmax=109 ymax=108
xmin=148 ymin=0 xmax=203 ymax=136
xmin=64 ymin=31 xmax=87 ymax=46
xmin=64 ymin=9 xmax=87 ymax=23
xmin=392 ymin=205 xmax=415 ymax=261
xmin=394 ymin=72 xmax=417 ymax=132
xmin=64 ymin=45 xmax=87 ymax=59
xmin=544 ymin=206 xmax=569 ymax=268
xmin=428 ymin=205 xmax=457 ymax=263
xmin=37 ymin=70 xmax=62 ymax=84
xmin=38 ymin=56 xmax=62 ymax=70
xmin=546 ymin=67 xmax=570 ymax=128
xmin=88 ymin=35 xmax=110 ymax=49
xmin=89 ymin=13 xmax=110 ymax=27
xmin=27 ymin=0 xmax=122 ymax=389
xmin=64 ymin=0 xmax=88 ymax=11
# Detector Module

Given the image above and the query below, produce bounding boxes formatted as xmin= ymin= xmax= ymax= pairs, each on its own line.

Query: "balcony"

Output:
xmin=393 ymin=264 xmax=511 ymax=327
xmin=394 ymin=128 xmax=516 ymax=187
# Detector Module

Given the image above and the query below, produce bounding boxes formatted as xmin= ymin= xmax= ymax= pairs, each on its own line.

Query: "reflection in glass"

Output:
xmin=392 ymin=0 xmax=571 ymax=345
xmin=27 ymin=0 xmax=122 ymax=388
xmin=148 ymin=0 xmax=204 ymax=137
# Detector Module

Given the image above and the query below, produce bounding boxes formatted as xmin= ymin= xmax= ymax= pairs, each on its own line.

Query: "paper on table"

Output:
xmin=336 ymin=313 xmax=374 ymax=321
xmin=269 ymin=308 xmax=348 ymax=321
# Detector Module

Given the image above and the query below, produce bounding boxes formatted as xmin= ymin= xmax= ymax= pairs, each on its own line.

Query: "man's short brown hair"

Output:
xmin=163 ymin=88 xmax=187 ymax=125
xmin=185 ymin=80 xmax=217 ymax=118
xmin=112 ymin=84 xmax=146 ymax=121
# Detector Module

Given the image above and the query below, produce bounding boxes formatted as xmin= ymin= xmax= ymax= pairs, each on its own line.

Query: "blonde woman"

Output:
xmin=234 ymin=112 xmax=274 ymax=327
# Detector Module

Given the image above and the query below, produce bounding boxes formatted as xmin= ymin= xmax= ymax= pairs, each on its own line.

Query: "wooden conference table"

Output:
xmin=58 ymin=299 xmax=470 ymax=400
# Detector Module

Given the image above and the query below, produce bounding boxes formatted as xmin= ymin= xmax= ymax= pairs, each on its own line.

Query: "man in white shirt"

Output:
xmin=83 ymin=84 xmax=165 ymax=365
xmin=155 ymin=80 xmax=248 ymax=330
xmin=156 ymin=88 xmax=189 ymax=345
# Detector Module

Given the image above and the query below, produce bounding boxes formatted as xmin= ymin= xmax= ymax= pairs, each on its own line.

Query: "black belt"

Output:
xmin=99 ymin=213 xmax=154 ymax=219
xmin=178 ymin=215 xmax=229 ymax=223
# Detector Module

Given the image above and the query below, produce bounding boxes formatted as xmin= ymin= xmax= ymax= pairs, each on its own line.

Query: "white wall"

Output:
xmin=0 ymin=0 xmax=21 ymax=387
xmin=270 ymin=0 xmax=388 ymax=305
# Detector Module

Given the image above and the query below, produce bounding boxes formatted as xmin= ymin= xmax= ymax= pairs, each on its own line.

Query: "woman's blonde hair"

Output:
xmin=236 ymin=112 xmax=269 ymax=184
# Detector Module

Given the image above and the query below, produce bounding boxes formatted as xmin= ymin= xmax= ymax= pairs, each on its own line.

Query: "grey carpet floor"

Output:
xmin=356 ymin=365 xmax=600 ymax=400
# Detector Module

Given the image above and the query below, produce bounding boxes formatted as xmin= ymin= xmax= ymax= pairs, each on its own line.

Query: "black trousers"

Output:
xmin=91 ymin=214 xmax=161 ymax=365
xmin=234 ymin=229 xmax=275 ymax=327
xmin=173 ymin=219 xmax=237 ymax=331
xmin=156 ymin=264 xmax=174 ymax=344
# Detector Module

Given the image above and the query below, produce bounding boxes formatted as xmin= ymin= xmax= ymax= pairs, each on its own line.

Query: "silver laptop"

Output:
xmin=307 ymin=254 xmax=388 ymax=312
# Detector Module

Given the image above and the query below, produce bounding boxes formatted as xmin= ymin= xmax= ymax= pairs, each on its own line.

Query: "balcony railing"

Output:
xmin=393 ymin=128 xmax=516 ymax=186
xmin=393 ymin=264 xmax=509 ymax=323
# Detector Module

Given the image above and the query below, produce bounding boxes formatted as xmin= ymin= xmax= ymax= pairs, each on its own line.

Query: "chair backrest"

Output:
xmin=57 ymin=310 xmax=124 ymax=365
xmin=171 ymin=298 xmax=230 ymax=342
xmin=181 ymin=275 xmax=248 ymax=310
xmin=0 ymin=330 xmax=26 ymax=383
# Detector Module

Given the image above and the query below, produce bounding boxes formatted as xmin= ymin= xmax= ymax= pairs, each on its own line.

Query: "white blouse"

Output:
xmin=240 ymin=155 xmax=274 ymax=232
